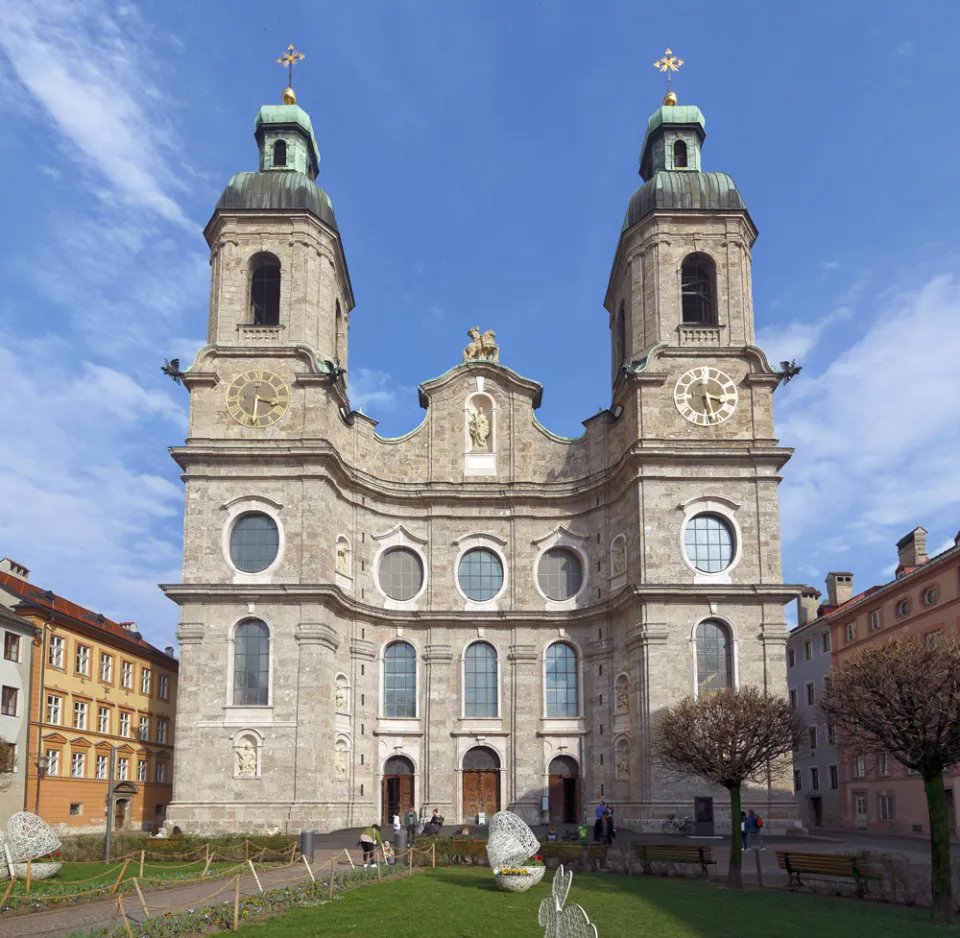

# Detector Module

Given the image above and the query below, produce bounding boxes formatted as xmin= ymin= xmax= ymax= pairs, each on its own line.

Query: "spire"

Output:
xmin=653 ymin=48 xmax=684 ymax=106
xmin=640 ymin=49 xmax=704 ymax=180
xmin=276 ymin=43 xmax=305 ymax=106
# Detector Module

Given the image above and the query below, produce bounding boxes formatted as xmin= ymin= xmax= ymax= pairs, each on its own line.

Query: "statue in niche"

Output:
xmin=335 ymin=746 xmax=347 ymax=779
xmin=616 ymin=749 xmax=629 ymax=780
xmin=616 ymin=682 xmax=629 ymax=715
xmin=612 ymin=539 xmax=626 ymax=575
xmin=336 ymin=540 xmax=349 ymax=575
xmin=335 ymin=681 xmax=347 ymax=713
xmin=468 ymin=407 xmax=491 ymax=451
xmin=463 ymin=326 xmax=500 ymax=363
xmin=236 ymin=740 xmax=257 ymax=778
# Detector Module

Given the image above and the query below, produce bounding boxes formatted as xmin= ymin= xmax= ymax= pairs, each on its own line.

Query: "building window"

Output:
xmin=46 ymin=749 xmax=60 ymax=777
xmin=695 ymin=619 xmax=733 ymax=695
xmin=250 ymin=255 xmax=281 ymax=326
xmin=159 ymin=675 xmax=169 ymax=700
xmin=926 ymin=630 xmax=943 ymax=649
xmin=233 ymin=619 xmax=270 ymax=706
xmin=869 ymin=610 xmax=881 ymax=631
xmin=76 ymin=644 xmax=90 ymax=676
xmin=117 ymin=757 xmax=129 ymax=781
xmin=829 ymin=764 xmax=839 ymax=789
xmin=138 ymin=759 xmax=147 ymax=782
xmin=787 ymin=648 xmax=796 ymax=668
xmin=46 ymin=694 xmax=62 ymax=725
xmin=614 ymin=303 xmax=626 ymax=366
xmin=74 ymin=701 xmax=88 ymax=730
xmin=879 ymin=794 xmax=894 ymax=822
xmin=673 ymin=139 xmax=688 ymax=168
xmin=141 ymin=668 xmax=152 ymax=695
xmin=1 ymin=686 xmax=17 ymax=716
xmin=230 ymin=513 xmax=280 ymax=574
xmin=878 ymin=751 xmax=890 ymax=776
xmin=793 ymin=769 xmax=802 ymax=792
xmin=537 ymin=548 xmax=583 ymax=601
xmin=789 ymin=688 xmax=798 ymax=711
xmin=98 ymin=706 xmax=110 ymax=734
xmin=155 ymin=762 xmax=166 ymax=783
xmin=378 ymin=547 xmax=424 ymax=602
xmin=855 ymin=792 xmax=868 ymax=820
xmin=272 ymin=139 xmax=287 ymax=167
xmin=846 ymin=622 xmax=857 ymax=642
xmin=854 ymin=755 xmax=865 ymax=778
xmin=922 ymin=586 xmax=938 ymax=606
xmin=804 ymin=640 xmax=813 ymax=661
xmin=383 ymin=641 xmax=417 ymax=718
xmin=48 ymin=635 xmax=64 ymax=668
xmin=157 ymin=720 xmax=168 ymax=744
xmin=805 ymin=681 xmax=816 ymax=706
xmin=95 ymin=755 xmax=108 ymax=780
xmin=100 ymin=653 xmax=113 ymax=683
xmin=684 ymin=514 xmax=734 ymax=573
xmin=545 ymin=642 xmax=579 ymax=717
xmin=827 ymin=723 xmax=836 ymax=746
xmin=122 ymin=661 xmax=133 ymax=689
xmin=808 ymin=726 xmax=818 ymax=750
xmin=139 ymin=716 xmax=150 ymax=740
xmin=811 ymin=766 xmax=820 ymax=791
xmin=464 ymin=642 xmax=498 ymax=718
xmin=458 ymin=548 xmax=505 ymax=602
xmin=4 ymin=632 xmax=20 ymax=662
xmin=680 ymin=253 xmax=716 ymax=326
xmin=821 ymin=630 xmax=831 ymax=653
xmin=71 ymin=752 xmax=85 ymax=778
xmin=69 ymin=803 xmax=82 ymax=816
xmin=120 ymin=712 xmax=131 ymax=737
xmin=895 ymin=598 xmax=911 ymax=617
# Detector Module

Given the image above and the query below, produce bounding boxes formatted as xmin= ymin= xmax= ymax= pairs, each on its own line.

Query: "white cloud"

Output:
xmin=895 ymin=41 xmax=917 ymax=57
xmin=350 ymin=368 xmax=409 ymax=413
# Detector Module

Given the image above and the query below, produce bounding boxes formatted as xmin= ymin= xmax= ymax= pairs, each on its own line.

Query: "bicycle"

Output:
xmin=661 ymin=814 xmax=696 ymax=835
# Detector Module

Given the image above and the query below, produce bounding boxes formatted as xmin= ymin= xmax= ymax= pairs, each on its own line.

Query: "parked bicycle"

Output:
xmin=661 ymin=814 xmax=696 ymax=835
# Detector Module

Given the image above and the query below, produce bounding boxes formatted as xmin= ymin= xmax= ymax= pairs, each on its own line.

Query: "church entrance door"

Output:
xmin=548 ymin=756 xmax=580 ymax=824
xmin=381 ymin=756 xmax=414 ymax=826
xmin=461 ymin=746 xmax=500 ymax=823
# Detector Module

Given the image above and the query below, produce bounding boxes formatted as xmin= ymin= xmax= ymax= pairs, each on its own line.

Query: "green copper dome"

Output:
xmin=215 ymin=171 xmax=338 ymax=231
xmin=623 ymin=171 xmax=745 ymax=231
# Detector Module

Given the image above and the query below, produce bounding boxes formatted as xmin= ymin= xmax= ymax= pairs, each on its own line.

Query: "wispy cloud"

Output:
xmin=894 ymin=41 xmax=917 ymax=57
xmin=350 ymin=368 xmax=411 ymax=413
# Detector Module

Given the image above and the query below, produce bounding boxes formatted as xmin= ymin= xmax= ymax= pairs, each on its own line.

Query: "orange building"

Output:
xmin=0 ymin=564 xmax=178 ymax=833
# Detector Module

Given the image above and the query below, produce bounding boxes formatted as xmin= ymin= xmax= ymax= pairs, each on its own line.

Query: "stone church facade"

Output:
xmin=162 ymin=88 xmax=799 ymax=834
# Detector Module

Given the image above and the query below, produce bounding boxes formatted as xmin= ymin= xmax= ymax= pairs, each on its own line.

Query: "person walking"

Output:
xmin=404 ymin=807 xmax=419 ymax=846
xmin=600 ymin=809 xmax=616 ymax=846
xmin=359 ymin=824 xmax=383 ymax=867
xmin=740 ymin=811 xmax=747 ymax=852
xmin=745 ymin=810 xmax=765 ymax=851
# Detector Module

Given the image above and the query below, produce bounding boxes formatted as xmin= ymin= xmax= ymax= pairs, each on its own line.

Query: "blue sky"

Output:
xmin=1 ymin=0 xmax=959 ymax=648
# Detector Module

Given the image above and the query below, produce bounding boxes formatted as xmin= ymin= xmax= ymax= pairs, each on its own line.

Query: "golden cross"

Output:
xmin=276 ymin=43 xmax=305 ymax=89
xmin=653 ymin=48 xmax=684 ymax=93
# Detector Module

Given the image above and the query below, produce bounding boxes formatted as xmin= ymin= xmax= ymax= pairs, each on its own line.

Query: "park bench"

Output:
xmin=776 ymin=851 xmax=880 ymax=897
xmin=633 ymin=842 xmax=716 ymax=877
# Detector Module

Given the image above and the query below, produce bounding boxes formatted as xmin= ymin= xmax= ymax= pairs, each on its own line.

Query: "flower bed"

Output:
xmin=492 ymin=865 xmax=546 ymax=892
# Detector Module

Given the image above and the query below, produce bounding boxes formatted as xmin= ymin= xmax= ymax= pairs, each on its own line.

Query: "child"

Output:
xmin=546 ymin=825 xmax=559 ymax=842
xmin=382 ymin=840 xmax=395 ymax=865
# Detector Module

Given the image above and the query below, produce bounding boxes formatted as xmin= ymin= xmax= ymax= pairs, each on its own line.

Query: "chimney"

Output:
xmin=897 ymin=527 xmax=928 ymax=570
xmin=164 ymin=646 xmax=175 ymax=658
xmin=118 ymin=621 xmax=137 ymax=632
xmin=825 ymin=572 xmax=853 ymax=608
xmin=797 ymin=586 xmax=822 ymax=626
xmin=0 ymin=558 xmax=29 ymax=581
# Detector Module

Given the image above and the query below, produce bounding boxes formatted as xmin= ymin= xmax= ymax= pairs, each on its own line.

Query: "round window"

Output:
xmin=378 ymin=547 xmax=424 ymax=602
xmin=229 ymin=513 xmax=280 ymax=573
xmin=537 ymin=548 xmax=583 ymax=601
xmin=458 ymin=548 xmax=504 ymax=602
xmin=684 ymin=514 xmax=734 ymax=573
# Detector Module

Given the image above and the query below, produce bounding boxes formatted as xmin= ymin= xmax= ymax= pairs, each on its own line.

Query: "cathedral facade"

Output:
xmin=163 ymin=87 xmax=799 ymax=834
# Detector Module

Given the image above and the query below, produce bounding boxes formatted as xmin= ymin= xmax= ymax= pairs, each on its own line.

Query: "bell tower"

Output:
xmin=203 ymin=66 xmax=353 ymax=374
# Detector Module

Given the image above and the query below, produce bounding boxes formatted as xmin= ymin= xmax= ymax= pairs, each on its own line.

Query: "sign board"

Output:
xmin=478 ymin=812 xmax=486 ymax=825
xmin=541 ymin=796 xmax=550 ymax=811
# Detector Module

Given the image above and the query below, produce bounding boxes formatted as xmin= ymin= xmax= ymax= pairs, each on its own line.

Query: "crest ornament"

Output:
xmin=463 ymin=326 xmax=499 ymax=363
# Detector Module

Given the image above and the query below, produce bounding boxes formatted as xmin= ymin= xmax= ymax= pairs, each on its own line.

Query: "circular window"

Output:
xmin=378 ymin=548 xmax=424 ymax=602
xmin=896 ymin=598 xmax=911 ymax=617
xmin=458 ymin=548 xmax=504 ymax=602
xmin=922 ymin=586 xmax=938 ymax=607
xmin=537 ymin=548 xmax=583 ymax=601
xmin=684 ymin=514 xmax=734 ymax=573
xmin=230 ymin=513 xmax=280 ymax=573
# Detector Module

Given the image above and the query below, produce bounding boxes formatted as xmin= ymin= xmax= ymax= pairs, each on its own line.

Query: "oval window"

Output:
xmin=230 ymin=513 xmax=279 ymax=573
xmin=537 ymin=548 xmax=583 ymax=601
xmin=684 ymin=514 xmax=734 ymax=573
xmin=458 ymin=548 xmax=504 ymax=602
xmin=379 ymin=547 xmax=424 ymax=602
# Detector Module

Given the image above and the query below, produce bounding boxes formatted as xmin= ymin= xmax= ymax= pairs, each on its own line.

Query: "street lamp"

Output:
xmin=33 ymin=753 xmax=49 ymax=817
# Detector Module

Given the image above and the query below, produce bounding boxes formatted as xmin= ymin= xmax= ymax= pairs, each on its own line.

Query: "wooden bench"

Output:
xmin=633 ymin=843 xmax=716 ymax=877
xmin=776 ymin=851 xmax=880 ymax=897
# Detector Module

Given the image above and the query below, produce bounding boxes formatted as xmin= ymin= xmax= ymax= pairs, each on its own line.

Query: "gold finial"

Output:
xmin=653 ymin=48 xmax=684 ymax=104
xmin=276 ymin=43 xmax=305 ymax=103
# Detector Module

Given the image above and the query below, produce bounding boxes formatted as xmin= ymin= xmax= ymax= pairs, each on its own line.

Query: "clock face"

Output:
xmin=674 ymin=366 xmax=738 ymax=426
xmin=225 ymin=370 xmax=290 ymax=428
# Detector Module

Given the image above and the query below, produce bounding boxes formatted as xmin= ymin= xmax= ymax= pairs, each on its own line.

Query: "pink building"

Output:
xmin=800 ymin=527 xmax=960 ymax=837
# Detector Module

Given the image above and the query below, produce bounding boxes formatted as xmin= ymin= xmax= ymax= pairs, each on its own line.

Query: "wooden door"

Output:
xmin=562 ymin=777 xmax=579 ymax=823
xmin=463 ymin=771 xmax=500 ymax=821
xmin=548 ymin=775 xmax=564 ymax=821
xmin=114 ymin=799 xmax=127 ymax=829
xmin=399 ymin=775 xmax=414 ymax=816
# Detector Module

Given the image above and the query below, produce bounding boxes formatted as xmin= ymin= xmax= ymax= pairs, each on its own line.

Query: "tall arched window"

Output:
xmin=673 ymin=139 xmax=688 ymax=168
xmin=334 ymin=299 xmax=344 ymax=364
xmin=695 ymin=619 xmax=733 ymax=696
xmin=251 ymin=255 xmax=281 ymax=326
xmin=465 ymin=642 xmax=498 ymax=717
xmin=383 ymin=642 xmax=417 ymax=718
xmin=681 ymin=253 xmax=716 ymax=326
xmin=545 ymin=642 xmax=579 ymax=718
xmin=272 ymin=140 xmax=287 ymax=167
xmin=614 ymin=303 xmax=626 ymax=368
xmin=233 ymin=620 xmax=270 ymax=706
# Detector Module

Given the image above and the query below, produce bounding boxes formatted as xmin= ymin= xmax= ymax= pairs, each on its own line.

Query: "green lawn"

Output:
xmin=233 ymin=867 xmax=943 ymax=938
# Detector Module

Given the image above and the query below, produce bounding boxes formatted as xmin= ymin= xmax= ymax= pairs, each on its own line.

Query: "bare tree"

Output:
xmin=0 ymin=738 xmax=15 ymax=792
xmin=819 ymin=636 xmax=960 ymax=923
xmin=653 ymin=687 xmax=803 ymax=888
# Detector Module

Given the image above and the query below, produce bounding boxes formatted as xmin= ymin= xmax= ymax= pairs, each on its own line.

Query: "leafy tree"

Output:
xmin=819 ymin=636 xmax=960 ymax=922
xmin=653 ymin=687 xmax=802 ymax=888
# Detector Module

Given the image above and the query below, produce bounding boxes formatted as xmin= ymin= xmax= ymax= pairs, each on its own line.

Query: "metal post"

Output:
xmin=105 ymin=747 xmax=116 ymax=862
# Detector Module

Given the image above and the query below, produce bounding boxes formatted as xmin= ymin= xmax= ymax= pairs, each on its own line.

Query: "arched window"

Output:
xmin=681 ymin=253 xmax=716 ymax=326
xmin=383 ymin=642 xmax=417 ymax=718
xmin=545 ymin=642 xmax=579 ymax=717
xmin=695 ymin=619 xmax=733 ymax=696
xmin=614 ymin=303 xmax=626 ymax=367
xmin=233 ymin=620 xmax=270 ymax=706
xmin=465 ymin=642 xmax=498 ymax=717
xmin=673 ymin=139 xmax=688 ymax=169
xmin=272 ymin=140 xmax=287 ymax=167
xmin=251 ymin=256 xmax=281 ymax=326
xmin=334 ymin=300 xmax=344 ymax=364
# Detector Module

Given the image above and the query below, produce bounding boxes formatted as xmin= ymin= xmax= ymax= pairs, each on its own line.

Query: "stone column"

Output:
xmin=423 ymin=639 xmax=454 ymax=818
xmin=167 ymin=623 xmax=204 ymax=823
xmin=507 ymin=641 xmax=539 ymax=823
xmin=584 ymin=636 xmax=613 ymax=808
xmin=627 ymin=621 xmax=669 ymax=818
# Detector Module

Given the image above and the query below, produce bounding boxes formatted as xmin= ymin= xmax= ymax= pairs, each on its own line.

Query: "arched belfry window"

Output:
xmin=251 ymin=255 xmax=281 ymax=326
xmin=233 ymin=620 xmax=270 ymax=706
xmin=695 ymin=619 xmax=733 ymax=696
xmin=614 ymin=303 xmax=626 ymax=368
xmin=273 ymin=140 xmax=287 ymax=167
xmin=681 ymin=253 xmax=716 ymax=326
xmin=673 ymin=139 xmax=688 ymax=169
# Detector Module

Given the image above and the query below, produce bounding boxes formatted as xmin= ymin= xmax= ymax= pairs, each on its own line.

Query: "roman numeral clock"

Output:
xmin=673 ymin=366 xmax=738 ymax=426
